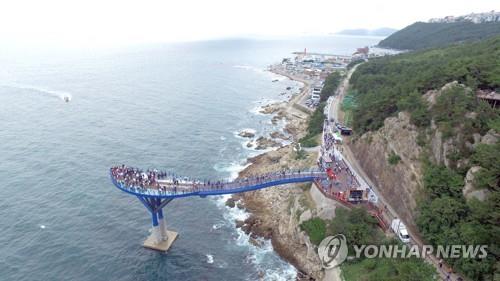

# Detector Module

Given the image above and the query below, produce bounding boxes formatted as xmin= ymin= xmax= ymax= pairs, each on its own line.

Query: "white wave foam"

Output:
xmin=210 ymin=82 xmax=298 ymax=279
xmin=7 ymin=84 xmax=72 ymax=102
xmin=249 ymin=105 xmax=266 ymax=116
xmin=213 ymin=162 xmax=251 ymax=181
xmin=220 ymin=136 xmax=227 ymax=141
xmin=211 ymin=194 xmax=297 ymax=280
xmin=249 ymin=98 xmax=286 ymax=116
xmin=211 ymin=222 xmax=224 ymax=231
xmin=39 ymin=224 xmax=46 ymax=229
xmin=261 ymin=267 xmax=298 ymax=281
xmin=214 ymin=195 xmax=249 ymax=221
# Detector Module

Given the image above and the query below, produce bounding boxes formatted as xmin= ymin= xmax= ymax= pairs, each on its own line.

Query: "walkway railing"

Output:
xmin=110 ymin=168 xmax=327 ymax=199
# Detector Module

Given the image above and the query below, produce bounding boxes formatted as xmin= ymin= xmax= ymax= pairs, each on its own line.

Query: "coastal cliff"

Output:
xmin=348 ymin=82 xmax=499 ymax=231
xmin=348 ymin=112 xmax=423 ymax=228
xmin=347 ymin=35 xmax=500 ymax=279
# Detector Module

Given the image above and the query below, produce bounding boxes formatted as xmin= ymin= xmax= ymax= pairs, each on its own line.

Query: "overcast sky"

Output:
xmin=0 ymin=0 xmax=498 ymax=48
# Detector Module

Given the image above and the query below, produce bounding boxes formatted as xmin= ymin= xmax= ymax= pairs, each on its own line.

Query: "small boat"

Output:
xmin=286 ymin=86 xmax=292 ymax=90
xmin=64 ymin=96 xmax=70 ymax=103
xmin=272 ymin=79 xmax=279 ymax=82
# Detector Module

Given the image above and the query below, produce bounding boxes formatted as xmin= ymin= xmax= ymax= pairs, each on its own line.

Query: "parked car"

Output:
xmin=391 ymin=219 xmax=411 ymax=243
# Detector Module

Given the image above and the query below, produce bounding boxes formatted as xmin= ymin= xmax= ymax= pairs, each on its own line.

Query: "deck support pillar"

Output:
xmin=151 ymin=211 xmax=161 ymax=244
xmin=138 ymin=196 xmax=178 ymax=252
xmin=158 ymin=209 xmax=168 ymax=241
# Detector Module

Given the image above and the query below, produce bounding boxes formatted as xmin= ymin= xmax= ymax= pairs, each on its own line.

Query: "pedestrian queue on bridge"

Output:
xmin=110 ymin=165 xmax=324 ymax=197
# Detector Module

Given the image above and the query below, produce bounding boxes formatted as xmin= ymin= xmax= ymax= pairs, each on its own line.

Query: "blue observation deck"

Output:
xmin=109 ymin=166 xmax=326 ymax=251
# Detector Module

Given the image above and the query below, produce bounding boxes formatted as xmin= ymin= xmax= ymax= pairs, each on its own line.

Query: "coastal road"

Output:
xmin=328 ymin=65 xmax=465 ymax=281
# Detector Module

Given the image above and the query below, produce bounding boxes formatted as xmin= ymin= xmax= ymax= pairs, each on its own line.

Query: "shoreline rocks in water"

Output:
xmin=228 ymin=69 xmax=325 ymax=279
xmin=225 ymin=197 xmax=236 ymax=208
xmin=230 ymin=144 xmax=325 ymax=280
xmin=254 ymin=136 xmax=281 ymax=150
xmin=270 ymin=131 xmax=290 ymax=140
xmin=238 ymin=129 xmax=256 ymax=138
xmin=259 ymin=103 xmax=282 ymax=114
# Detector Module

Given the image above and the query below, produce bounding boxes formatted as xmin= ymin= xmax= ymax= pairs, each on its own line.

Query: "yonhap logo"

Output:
xmin=318 ymin=234 xmax=348 ymax=268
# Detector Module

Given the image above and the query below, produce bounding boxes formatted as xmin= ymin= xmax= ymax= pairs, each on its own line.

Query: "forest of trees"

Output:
xmin=349 ymin=36 xmax=500 ymax=280
xmin=301 ymin=208 xmax=437 ymax=281
xmin=378 ymin=21 xmax=500 ymax=50
xmin=350 ymin=36 xmax=500 ymax=134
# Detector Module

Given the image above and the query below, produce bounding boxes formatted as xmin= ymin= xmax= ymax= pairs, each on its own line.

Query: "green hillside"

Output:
xmin=349 ymin=36 xmax=500 ymax=281
xmin=350 ymin=36 xmax=500 ymax=133
xmin=378 ymin=21 xmax=500 ymax=50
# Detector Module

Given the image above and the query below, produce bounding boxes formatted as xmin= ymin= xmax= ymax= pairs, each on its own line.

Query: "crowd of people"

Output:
xmin=110 ymin=119 xmax=361 ymax=198
xmin=111 ymin=165 xmax=324 ymax=196
xmin=111 ymin=166 xmax=161 ymax=193
xmin=317 ymin=119 xmax=360 ymax=194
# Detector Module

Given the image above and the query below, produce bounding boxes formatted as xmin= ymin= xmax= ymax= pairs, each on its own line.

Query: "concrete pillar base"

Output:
xmin=143 ymin=230 xmax=178 ymax=252
xmin=159 ymin=218 xmax=168 ymax=241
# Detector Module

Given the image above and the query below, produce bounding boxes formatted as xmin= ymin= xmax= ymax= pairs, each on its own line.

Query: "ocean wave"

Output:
xmin=211 ymin=222 xmax=225 ymax=231
xmin=213 ymin=195 xmax=249 ymax=222
xmin=249 ymin=97 xmax=288 ymax=116
xmin=212 ymin=194 xmax=297 ymax=280
xmin=213 ymin=162 xmax=251 ymax=181
xmin=209 ymin=76 xmax=298 ymax=279
xmin=249 ymin=105 xmax=266 ymax=116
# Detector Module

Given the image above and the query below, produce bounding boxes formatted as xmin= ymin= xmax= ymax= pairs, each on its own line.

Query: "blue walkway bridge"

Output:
xmin=109 ymin=166 xmax=327 ymax=251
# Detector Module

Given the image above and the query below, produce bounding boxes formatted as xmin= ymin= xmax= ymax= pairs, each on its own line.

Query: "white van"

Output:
xmin=391 ymin=219 xmax=411 ymax=243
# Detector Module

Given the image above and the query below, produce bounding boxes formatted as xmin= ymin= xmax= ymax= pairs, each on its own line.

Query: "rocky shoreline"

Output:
xmin=227 ymin=72 xmax=328 ymax=280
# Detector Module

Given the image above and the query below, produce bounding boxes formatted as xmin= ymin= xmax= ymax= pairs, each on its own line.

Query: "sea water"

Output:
xmin=0 ymin=36 xmax=381 ymax=281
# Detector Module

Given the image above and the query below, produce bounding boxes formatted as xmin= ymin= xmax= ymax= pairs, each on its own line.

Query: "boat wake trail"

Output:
xmin=6 ymin=84 xmax=72 ymax=102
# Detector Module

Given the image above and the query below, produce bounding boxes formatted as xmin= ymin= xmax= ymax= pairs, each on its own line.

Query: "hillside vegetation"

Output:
xmin=349 ymin=36 xmax=500 ymax=280
xmin=301 ymin=208 xmax=437 ymax=281
xmin=378 ymin=21 xmax=500 ymax=50
xmin=350 ymin=36 xmax=500 ymax=134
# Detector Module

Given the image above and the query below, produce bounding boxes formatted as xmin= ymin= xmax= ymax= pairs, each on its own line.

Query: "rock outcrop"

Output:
xmin=463 ymin=166 xmax=490 ymax=201
xmin=481 ymin=129 xmax=499 ymax=145
xmin=238 ymin=129 xmax=256 ymax=138
xmin=259 ymin=103 xmax=282 ymax=114
xmin=349 ymin=82 xmax=498 ymax=232
xmin=232 ymin=146 xmax=326 ymax=280
xmin=255 ymin=136 xmax=281 ymax=150
xmin=349 ymin=112 xmax=423 ymax=229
